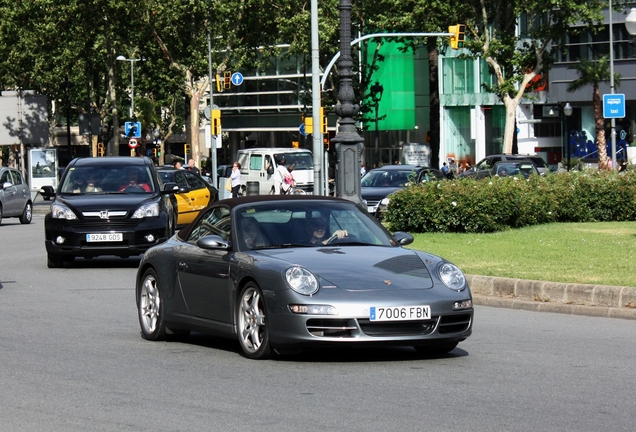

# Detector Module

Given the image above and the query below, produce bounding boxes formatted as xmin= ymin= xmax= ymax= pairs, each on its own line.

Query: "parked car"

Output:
xmin=362 ymin=165 xmax=445 ymax=219
xmin=135 ymin=195 xmax=473 ymax=359
xmin=0 ymin=166 xmax=32 ymax=225
xmin=44 ymin=157 xmax=178 ymax=268
xmin=459 ymin=154 xmax=549 ymax=178
xmin=157 ymin=166 xmax=218 ymax=227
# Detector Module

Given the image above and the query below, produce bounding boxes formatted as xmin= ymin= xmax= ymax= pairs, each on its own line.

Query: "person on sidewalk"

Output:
xmin=230 ymin=162 xmax=242 ymax=198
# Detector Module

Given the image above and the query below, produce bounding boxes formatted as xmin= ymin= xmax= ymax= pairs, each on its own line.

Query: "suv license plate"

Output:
xmin=370 ymin=305 xmax=431 ymax=321
xmin=86 ymin=233 xmax=123 ymax=242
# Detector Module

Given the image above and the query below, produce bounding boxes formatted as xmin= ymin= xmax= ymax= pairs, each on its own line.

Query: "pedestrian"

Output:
xmin=230 ymin=162 xmax=242 ymax=198
xmin=441 ymin=162 xmax=450 ymax=178
xmin=448 ymin=158 xmax=458 ymax=178
xmin=273 ymin=158 xmax=292 ymax=194
xmin=360 ymin=163 xmax=366 ymax=177
xmin=174 ymin=161 xmax=184 ymax=169
xmin=187 ymin=158 xmax=200 ymax=175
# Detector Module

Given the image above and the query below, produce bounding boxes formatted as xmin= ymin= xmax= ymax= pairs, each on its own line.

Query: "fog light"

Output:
xmin=452 ymin=299 xmax=472 ymax=310
xmin=55 ymin=236 xmax=66 ymax=245
xmin=289 ymin=304 xmax=338 ymax=315
xmin=145 ymin=234 xmax=155 ymax=242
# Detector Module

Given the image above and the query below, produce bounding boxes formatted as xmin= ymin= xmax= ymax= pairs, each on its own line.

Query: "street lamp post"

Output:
xmin=563 ymin=102 xmax=573 ymax=171
xmin=609 ymin=0 xmax=617 ymax=171
xmin=330 ymin=0 xmax=364 ymax=205
xmin=116 ymin=55 xmax=142 ymax=118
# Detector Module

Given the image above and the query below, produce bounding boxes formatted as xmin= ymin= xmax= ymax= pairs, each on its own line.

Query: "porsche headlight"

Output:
xmin=131 ymin=202 xmax=159 ymax=219
xmin=51 ymin=203 xmax=77 ymax=220
xmin=438 ymin=262 xmax=466 ymax=291
xmin=285 ymin=266 xmax=319 ymax=296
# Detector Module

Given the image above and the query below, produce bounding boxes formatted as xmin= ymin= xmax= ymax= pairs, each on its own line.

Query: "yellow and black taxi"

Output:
xmin=157 ymin=166 xmax=218 ymax=227
xmin=44 ymin=157 xmax=178 ymax=268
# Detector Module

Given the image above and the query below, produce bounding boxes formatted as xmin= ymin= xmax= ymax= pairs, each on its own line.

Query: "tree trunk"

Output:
xmin=593 ymin=84 xmax=609 ymax=169
xmin=502 ymin=96 xmax=518 ymax=154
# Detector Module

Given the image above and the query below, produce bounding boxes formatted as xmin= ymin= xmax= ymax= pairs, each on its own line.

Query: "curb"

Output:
xmin=467 ymin=274 xmax=636 ymax=320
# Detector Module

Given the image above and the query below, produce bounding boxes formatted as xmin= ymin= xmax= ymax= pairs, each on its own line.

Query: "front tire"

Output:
xmin=20 ymin=202 xmax=32 ymax=224
xmin=237 ymin=283 xmax=272 ymax=359
xmin=138 ymin=269 xmax=167 ymax=341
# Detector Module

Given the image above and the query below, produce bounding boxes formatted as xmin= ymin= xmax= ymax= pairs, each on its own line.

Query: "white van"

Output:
xmin=236 ymin=148 xmax=314 ymax=195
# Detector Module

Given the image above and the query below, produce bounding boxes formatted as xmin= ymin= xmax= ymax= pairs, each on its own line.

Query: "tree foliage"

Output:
xmin=461 ymin=0 xmax=604 ymax=154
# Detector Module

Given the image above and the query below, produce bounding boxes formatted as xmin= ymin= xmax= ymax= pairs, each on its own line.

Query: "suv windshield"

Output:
xmin=273 ymin=152 xmax=313 ymax=170
xmin=60 ymin=165 xmax=156 ymax=194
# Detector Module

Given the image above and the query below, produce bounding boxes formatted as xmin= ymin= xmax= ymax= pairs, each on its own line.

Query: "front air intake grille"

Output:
xmin=358 ymin=318 xmax=438 ymax=337
xmin=438 ymin=314 xmax=471 ymax=334
xmin=70 ymin=219 xmax=140 ymax=229
xmin=306 ymin=319 xmax=357 ymax=338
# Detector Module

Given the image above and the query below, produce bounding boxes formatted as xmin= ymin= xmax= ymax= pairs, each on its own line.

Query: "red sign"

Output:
xmin=128 ymin=138 xmax=138 ymax=149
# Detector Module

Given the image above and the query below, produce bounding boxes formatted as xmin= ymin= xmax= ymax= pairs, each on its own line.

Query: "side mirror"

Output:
xmin=40 ymin=185 xmax=56 ymax=200
xmin=161 ymin=182 xmax=179 ymax=194
xmin=392 ymin=231 xmax=414 ymax=246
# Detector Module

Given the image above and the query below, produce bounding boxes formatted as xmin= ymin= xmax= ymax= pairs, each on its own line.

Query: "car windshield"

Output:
xmin=361 ymin=170 xmax=414 ymax=187
xmin=234 ymin=200 xmax=396 ymax=251
xmin=60 ymin=165 xmax=156 ymax=194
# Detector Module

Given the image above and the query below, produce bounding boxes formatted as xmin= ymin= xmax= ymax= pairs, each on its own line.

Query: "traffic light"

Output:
xmin=323 ymin=135 xmax=330 ymax=151
xmin=321 ymin=107 xmax=328 ymax=134
xmin=303 ymin=113 xmax=314 ymax=135
xmin=97 ymin=142 xmax=105 ymax=157
xmin=223 ymin=71 xmax=231 ymax=89
xmin=212 ymin=109 xmax=221 ymax=135
xmin=216 ymin=74 xmax=222 ymax=92
xmin=184 ymin=144 xmax=190 ymax=157
xmin=449 ymin=24 xmax=466 ymax=50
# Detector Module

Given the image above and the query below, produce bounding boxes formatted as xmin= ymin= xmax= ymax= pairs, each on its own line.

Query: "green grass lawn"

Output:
xmin=408 ymin=221 xmax=636 ymax=287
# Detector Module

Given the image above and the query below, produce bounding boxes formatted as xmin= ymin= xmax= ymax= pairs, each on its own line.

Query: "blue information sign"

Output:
xmin=125 ymin=121 xmax=142 ymax=138
xmin=231 ymin=72 xmax=244 ymax=86
xmin=603 ymin=94 xmax=625 ymax=119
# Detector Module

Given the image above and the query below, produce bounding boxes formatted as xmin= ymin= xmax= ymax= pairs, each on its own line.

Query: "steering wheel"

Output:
xmin=123 ymin=185 xmax=146 ymax=193
xmin=325 ymin=233 xmax=360 ymax=245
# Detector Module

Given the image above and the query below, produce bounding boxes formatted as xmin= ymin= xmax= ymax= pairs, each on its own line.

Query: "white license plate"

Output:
xmin=370 ymin=305 xmax=431 ymax=321
xmin=86 ymin=233 xmax=123 ymax=242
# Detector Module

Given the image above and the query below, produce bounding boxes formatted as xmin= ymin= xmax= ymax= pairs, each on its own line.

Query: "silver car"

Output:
xmin=0 ymin=167 xmax=32 ymax=225
xmin=135 ymin=195 xmax=473 ymax=359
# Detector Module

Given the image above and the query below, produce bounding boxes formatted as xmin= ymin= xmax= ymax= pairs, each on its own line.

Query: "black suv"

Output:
xmin=44 ymin=157 xmax=178 ymax=268
xmin=459 ymin=154 xmax=548 ymax=178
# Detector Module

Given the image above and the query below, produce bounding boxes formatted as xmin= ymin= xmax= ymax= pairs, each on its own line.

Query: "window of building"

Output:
xmin=443 ymin=58 xmax=474 ymax=95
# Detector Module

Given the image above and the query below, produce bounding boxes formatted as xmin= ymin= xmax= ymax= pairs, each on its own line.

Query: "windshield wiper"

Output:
xmin=252 ymin=243 xmax=312 ymax=250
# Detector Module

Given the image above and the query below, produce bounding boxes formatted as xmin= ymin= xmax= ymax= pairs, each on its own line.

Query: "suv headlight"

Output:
xmin=132 ymin=202 xmax=160 ymax=219
xmin=51 ymin=203 xmax=77 ymax=220
xmin=438 ymin=262 xmax=466 ymax=291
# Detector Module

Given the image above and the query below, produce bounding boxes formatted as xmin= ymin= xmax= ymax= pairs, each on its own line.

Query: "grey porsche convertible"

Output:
xmin=135 ymin=195 xmax=473 ymax=359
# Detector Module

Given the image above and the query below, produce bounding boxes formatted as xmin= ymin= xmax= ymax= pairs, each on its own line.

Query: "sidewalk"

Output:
xmin=468 ymin=274 xmax=636 ymax=320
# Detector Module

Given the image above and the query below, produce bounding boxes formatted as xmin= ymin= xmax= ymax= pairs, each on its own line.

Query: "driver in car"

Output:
xmin=119 ymin=168 xmax=151 ymax=192
xmin=305 ymin=216 xmax=348 ymax=245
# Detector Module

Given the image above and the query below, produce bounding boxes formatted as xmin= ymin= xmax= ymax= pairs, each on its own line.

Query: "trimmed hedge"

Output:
xmin=384 ymin=170 xmax=636 ymax=233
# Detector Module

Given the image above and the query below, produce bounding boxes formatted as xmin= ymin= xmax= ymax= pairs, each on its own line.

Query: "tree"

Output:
xmin=463 ymin=0 xmax=604 ymax=154
xmin=567 ymin=56 xmax=620 ymax=170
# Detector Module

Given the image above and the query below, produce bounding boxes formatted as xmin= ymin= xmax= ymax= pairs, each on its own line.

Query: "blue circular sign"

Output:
xmin=231 ymin=72 xmax=244 ymax=86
